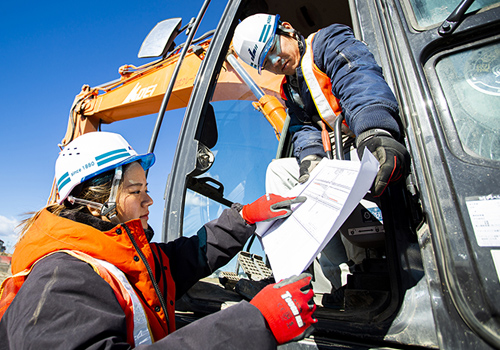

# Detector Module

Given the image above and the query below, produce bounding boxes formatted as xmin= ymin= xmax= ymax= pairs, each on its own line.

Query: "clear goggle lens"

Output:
xmin=263 ymin=35 xmax=282 ymax=70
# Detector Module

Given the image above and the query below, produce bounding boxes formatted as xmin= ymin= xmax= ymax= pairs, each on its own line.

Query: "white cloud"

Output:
xmin=0 ymin=215 xmax=20 ymax=253
xmin=185 ymin=191 xmax=210 ymax=207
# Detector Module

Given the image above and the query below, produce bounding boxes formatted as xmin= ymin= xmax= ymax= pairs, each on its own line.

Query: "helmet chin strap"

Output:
xmin=100 ymin=166 xmax=122 ymax=224
xmin=67 ymin=195 xmax=104 ymax=212
xmin=277 ymin=25 xmax=304 ymax=56
xmin=68 ymin=166 xmax=123 ymax=224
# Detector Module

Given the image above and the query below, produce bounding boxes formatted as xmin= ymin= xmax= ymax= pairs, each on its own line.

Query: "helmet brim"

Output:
xmin=257 ymin=14 xmax=280 ymax=74
xmin=79 ymin=152 xmax=155 ymax=186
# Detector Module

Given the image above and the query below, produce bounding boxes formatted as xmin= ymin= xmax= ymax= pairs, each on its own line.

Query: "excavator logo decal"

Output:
xmin=122 ymin=83 xmax=158 ymax=104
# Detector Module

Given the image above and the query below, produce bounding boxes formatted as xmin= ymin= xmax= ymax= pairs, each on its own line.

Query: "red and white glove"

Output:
xmin=250 ymin=273 xmax=317 ymax=345
xmin=241 ymin=194 xmax=306 ymax=224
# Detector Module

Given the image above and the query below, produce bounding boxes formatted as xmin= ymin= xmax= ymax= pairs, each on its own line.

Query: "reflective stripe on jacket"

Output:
xmin=0 ymin=249 xmax=152 ymax=347
xmin=301 ymin=32 xmax=342 ymax=130
xmin=5 ymin=209 xmax=176 ymax=342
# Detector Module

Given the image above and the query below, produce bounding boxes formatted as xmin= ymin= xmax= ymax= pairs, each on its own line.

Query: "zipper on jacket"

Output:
xmin=123 ymin=223 xmax=170 ymax=333
xmin=337 ymin=50 xmax=353 ymax=69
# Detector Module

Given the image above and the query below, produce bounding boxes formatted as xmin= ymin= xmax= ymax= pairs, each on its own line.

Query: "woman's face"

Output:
xmin=116 ymin=162 xmax=153 ymax=229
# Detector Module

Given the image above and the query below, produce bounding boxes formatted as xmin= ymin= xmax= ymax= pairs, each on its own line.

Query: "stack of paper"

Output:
xmin=255 ymin=150 xmax=379 ymax=281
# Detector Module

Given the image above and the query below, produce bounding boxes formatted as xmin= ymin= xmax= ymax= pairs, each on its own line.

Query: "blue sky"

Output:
xmin=0 ymin=0 xmax=229 ymax=252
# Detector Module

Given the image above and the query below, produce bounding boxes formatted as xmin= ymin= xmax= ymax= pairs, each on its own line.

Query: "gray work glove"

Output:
xmin=298 ymin=155 xmax=322 ymax=184
xmin=356 ymin=129 xmax=410 ymax=197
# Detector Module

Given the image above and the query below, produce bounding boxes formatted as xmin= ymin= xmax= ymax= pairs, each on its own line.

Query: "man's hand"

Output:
xmin=241 ymin=194 xmax=307 ymax=224
xmin=298 ymin=155 xmax=322 ymax=184
xmin=251 ymin=273 xmax=317 ymax=345
xmin=356 ymin=129 xmax=410 ymax=197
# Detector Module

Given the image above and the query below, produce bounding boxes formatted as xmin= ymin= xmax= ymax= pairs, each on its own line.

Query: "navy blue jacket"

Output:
xmin=282 ymin=24 xmax=401 ymax=162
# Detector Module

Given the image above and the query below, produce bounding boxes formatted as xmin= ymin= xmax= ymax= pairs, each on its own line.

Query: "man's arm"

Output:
xmin=315 ymin=24 xmax=410 ymax=196
xmin=314 ymin=24 xmax=401 ymax=138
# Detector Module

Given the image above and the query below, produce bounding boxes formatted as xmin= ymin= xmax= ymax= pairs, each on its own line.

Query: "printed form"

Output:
xmin=255 ymin=150 xmax=379 ymax=281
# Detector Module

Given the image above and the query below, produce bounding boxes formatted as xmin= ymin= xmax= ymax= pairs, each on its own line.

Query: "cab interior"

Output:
xmin=172 ymin=0 xmax=425 ymax=341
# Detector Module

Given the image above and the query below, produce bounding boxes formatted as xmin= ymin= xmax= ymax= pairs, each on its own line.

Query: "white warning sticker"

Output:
xmin=466 ymin=196 xmax=500 ymax=247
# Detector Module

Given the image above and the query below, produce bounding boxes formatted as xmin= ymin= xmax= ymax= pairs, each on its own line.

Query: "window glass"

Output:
xmin=435 ymin=41 xmax=500 ymax=160
xmin=408 ymin=0 xmax=499 ymax=28
xmin=183 ymin=99 xmax=279 ymax=270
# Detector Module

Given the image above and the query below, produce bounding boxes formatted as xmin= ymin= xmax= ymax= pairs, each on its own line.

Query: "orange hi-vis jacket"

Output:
xmin=279 ymin=31 xmax=347 ymax=132
xmin=301 ymin=32 xmax=343 ymax=130
xmin=0 ymin=209 xmax=176 ymax=346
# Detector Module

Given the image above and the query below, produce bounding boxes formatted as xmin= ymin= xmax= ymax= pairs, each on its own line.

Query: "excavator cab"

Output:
xmin=159 ymin=0 xmax=418 ymax=343
xmin=161 ymin=0 xmax=500 ymax=348
xmin=60 ymin=0 xmax=500 ymax=348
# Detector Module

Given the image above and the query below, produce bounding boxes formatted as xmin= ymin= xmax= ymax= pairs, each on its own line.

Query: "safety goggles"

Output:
xmin=262 ymin=34 xmax=282 ymax=71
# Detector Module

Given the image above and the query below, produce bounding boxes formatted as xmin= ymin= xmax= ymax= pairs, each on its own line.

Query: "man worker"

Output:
xmin=232 ymin=14 xmax=410 ymax=299
xmin=232 ymin=13 xmax=410 ymax=196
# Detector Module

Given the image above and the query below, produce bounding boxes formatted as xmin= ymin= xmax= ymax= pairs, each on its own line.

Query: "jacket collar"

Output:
xmin=58 ymin=209 xmax=155 ymax=241
xmin=12 ymin=209 xmax=153 ymax=275
xmin=59 ymin=209 xmax=116 ymax=231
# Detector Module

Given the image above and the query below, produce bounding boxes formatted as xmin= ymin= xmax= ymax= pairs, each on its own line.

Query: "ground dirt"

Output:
xmin=0 ymin=263 xmax=11 ymax=284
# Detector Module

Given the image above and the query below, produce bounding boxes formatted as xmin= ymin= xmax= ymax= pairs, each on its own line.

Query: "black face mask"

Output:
xmin=144 ymin=225 xmax=155 ymax=242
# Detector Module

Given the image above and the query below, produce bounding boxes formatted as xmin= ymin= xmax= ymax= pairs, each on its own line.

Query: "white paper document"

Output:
xmin=255 ymin=151 xmax=379 ymax=281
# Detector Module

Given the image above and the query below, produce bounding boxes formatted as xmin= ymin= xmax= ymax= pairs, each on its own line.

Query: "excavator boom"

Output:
xmin=53 ymin=30 xmax=287 ymax=204
xmin=62 ymin=37 xmax=285 ymax=146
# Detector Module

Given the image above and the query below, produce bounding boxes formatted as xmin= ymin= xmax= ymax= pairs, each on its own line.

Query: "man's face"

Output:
xmin=261 ymin=22 xmax=301 ymax=76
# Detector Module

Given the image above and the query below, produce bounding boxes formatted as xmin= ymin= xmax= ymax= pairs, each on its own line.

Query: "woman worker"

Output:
xmin=0 ymin=131 xmax=315 ymax=349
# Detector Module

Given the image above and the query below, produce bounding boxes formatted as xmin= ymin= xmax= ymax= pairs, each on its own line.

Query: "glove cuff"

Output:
xmin=356 ymin=128 xmax=393 ymax=148
xmin=231 ymin=202 xmax=244 ymax=213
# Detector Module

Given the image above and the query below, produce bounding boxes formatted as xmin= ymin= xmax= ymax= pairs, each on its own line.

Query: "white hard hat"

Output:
xmin=233 ymin=13 xmax=280 ymax=74
xmin=55 ymin=131 xmax=155 ymax=204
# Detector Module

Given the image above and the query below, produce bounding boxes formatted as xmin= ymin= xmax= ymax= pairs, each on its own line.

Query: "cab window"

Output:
xmin=434 ymin=41 xmax=500 ymax=160
xmin=406 ymin=0 xmax=500 ymax=29
xmin=182 ymin=99 xmax=278 ymax=268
